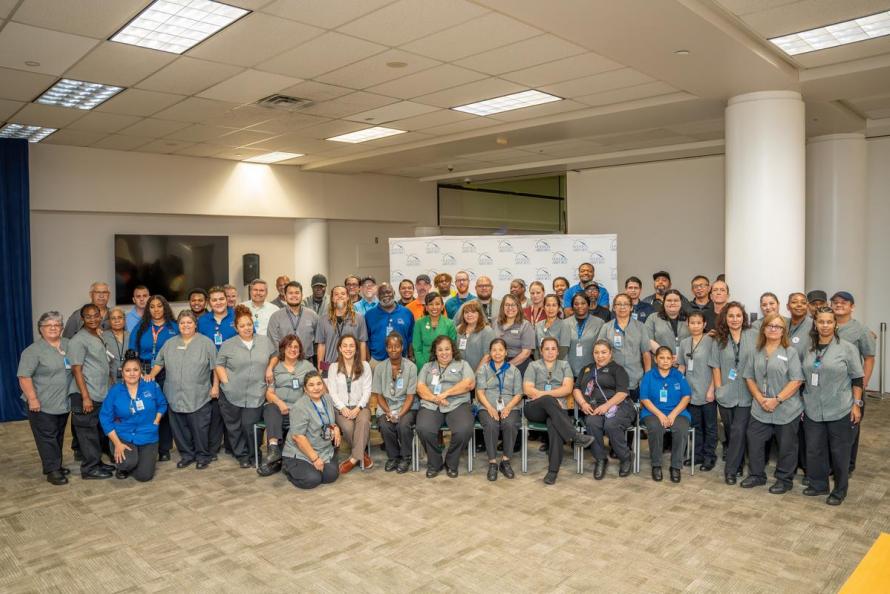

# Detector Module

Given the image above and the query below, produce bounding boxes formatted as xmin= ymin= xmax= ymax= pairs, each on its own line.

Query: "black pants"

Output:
xmin=378 ymin=409 xmax=417 ymax=460
xmin=142 ymin=363 xmax=173 ymax=455
xmin=116 ymin=441 xmax=159 ymax=482
xmin=478 ymin=409 xmax=520 ymax=462
xmin=746 ymin=417 xmax=799 ymax=485
xmin=282 ymin=456 xmax=338 ymax=489
xmin=583 ymin=400 xmax=634 ymax=462
xmin=805 ymin=415 xmax=854 ymax=497
xmin=849 ymin=403 xmax=864 ymax=471
xmin=169 ymin=401 xmax=213 ymax=464
xmin=262 ymin=403 xmax=293 ymax=443
xmin=718 ymin=404 xmax=750 ymax=477
xmin=69 ymin=393 xmax=111 ymax=474
xmin=416 ymin=403 xmax=473 ymax=471
xmin=689 ymin=401 xmax=718 ymax=465
xmin=644 ymin=415 xmax=690 ymax=469
xmin=28 ymin=410 xmax=68 ymax=474
xmin=218 ymin=393 xmax=263 ymax=462
xmin=524 ymin=396 xmax=578 ymax=473
xmin=209 ymin=396 xmax=227 ymax=454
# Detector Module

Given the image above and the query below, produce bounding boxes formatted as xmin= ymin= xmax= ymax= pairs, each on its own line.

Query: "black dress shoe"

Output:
xmin=826 ymin=493 xmax=845 ymax=506
xmin=426 ymin=466 xmax=441 ymax=479
xmin=82 ymin=468 xmax=113 ymax=480
xmin=803 ymin=486 xmax=829 ymax=497
xmin=769 ymin=481 xmax=792 ymax=494
xmin=487 ymin=463 xmax=498 ymax=481
xmin=115 ymin=470 xmax=129 ymax=480
xmin=499 ymin=460 xmax=515 ymax=479
xmin=396 ymin=458 xmax=411 ymax=474
xmin=99 ymin=463 xmax=115 ymax=473
xmin=385 ymin=458 xmax=399 ymax=472
xmin=176 ymin=459 xmax=195 ymax=469
xmin=46 ymin=470 xmax=68 ymax=485
xmin=670 ymin=468 xmax=681 ymax=483
xmin=543 ymin=471 xmax=558 ymax=485
xmin=724 ymin=474 xmax=737 ymax=485
xmin=619 ymin=458 xmax=632 ymax=477
xmin=651 ymin=467 xmax=663 ymax=482
xmin=699 ymin=461 xmax=715 ymax=472
xmin=446 ymin=466 xmax=458 ymax=479
xmin=196 ymin=461 xmax=209 ymax=470
xmin=265 ymin=444 xmax=282 ymax=466
xmin=59 ymin=467 xmax=71 ymax=476
xmin=593 ymin=459 xmax=607 ymax=480
xmin=256 ymin=460 xmax=281 ymax=476
xmin=238 ymin=459 xmax=252 ymax=469
xmin=740 ymin=476 xmax=766 ymax=488
xmin=573 ymin=433 xmax=595 ymax=449
xmin=158 ymin=452 xmax=171 ymax=462
xmin=682 ymin=459 xmax=692 ymax=467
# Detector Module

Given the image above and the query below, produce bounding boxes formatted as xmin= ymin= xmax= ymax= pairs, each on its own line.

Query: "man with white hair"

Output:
xmin=240 ymin=279 xmax=278 ymax=336
xmin=63 ymin=282 xmax=111 ymax=338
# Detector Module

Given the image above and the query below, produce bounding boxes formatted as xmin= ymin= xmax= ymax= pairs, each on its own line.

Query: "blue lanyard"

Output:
xmin=489 ymin=360 xmax=509 ymax=394
xmin=614 ymin=321 xmax=626 ymax=336
xmin=576 ymin=316 xmax=588 ymax=339
xmin=312 ymin=399 xmax=331 ymax=426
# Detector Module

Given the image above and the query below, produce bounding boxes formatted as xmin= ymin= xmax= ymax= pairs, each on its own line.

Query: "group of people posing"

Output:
xmin=18 ymin=264 xmax=875 ymax=505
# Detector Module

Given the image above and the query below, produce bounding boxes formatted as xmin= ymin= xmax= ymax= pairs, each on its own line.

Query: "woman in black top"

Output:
xmin=575 ymin=339 xmax=635 ymax=479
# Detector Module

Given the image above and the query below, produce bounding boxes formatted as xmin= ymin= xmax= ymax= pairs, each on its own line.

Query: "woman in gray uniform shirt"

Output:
xmin=597 ymin=293 xmax=651 ymax=400
xmin=476 ymin=338 xmax=523 ymax=481
xmin=801 ymin=308 xmax=863 ymax=505
xmin=645 ymin=289 xmax=689 ymax=360
xmin=677 ymin=311 xmax=717 ymax=471
xmin=215 ymin=305 xmax=277 ymax=468
xmin=102 ymin=308 xmax=128 ymax=384
xmin=709 ymin=302 xmax=756 ymax=485
xmin=564 ymin=293 xmax=605 ymax=379
xmin=258 ymin=334 xmax=316 ymax=477
xmin=535 ymin=294 xmax=570 ymax=360
xmin=740 ymin=313 xmax=805 ymax=493
xmin=492 ymin=294 xmax=535 ymax=374
xmin=281 ymin=371 xmax=341 ymax=489
xmin=455 ymin=300 xmax=496 ymax=371
xmin=372 ymin=333 xmax=418 ymax=474
xmin=147 ymin=311 xmax=218 ymax=470
xmin=17 ymin=311 xmax=73 ymax=485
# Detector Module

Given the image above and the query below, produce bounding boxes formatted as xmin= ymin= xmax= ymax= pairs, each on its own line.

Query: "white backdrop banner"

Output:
xmin=388 ymin=234 xmax=618 ymax=300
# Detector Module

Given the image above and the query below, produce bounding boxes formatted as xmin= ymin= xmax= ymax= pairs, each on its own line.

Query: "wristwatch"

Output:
xmin=854 ymin=399 xmax=864 ymax=407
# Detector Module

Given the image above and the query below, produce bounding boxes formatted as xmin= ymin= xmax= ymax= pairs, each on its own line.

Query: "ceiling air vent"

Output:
xmin=254 ymin=94 xmax=314 ymax=111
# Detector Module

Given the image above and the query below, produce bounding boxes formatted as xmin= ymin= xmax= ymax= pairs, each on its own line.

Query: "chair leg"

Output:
xmin=253 ymin=424 xmax=259 ymax=469
xmin=467 ymin=437 xmax=473 ymax=473
xmin=521 ymin=422 xmax=528 ymax=474
xmin=690 ymin=429 xmax=695 ymax=476
xmin=576 ymin=444 xmax=583 ymax=474
xmin=412 ymin=430 xmax=420 ymax=472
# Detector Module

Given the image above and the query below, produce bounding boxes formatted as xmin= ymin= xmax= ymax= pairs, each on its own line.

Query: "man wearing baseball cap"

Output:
xmin=307 ymin=274 xmax=329 ymax=316
xmin=806 ymin=290 xmax=828 ymax=317
xmin=354 ymin=276 xmax=379 ymax=316
xmin=407 ymin=274 xmax=432 ymax=320
xmin=643 ymin=270 xmax=690 ymax=312
xmin=830 ymin=291 xmax=876 ymax=474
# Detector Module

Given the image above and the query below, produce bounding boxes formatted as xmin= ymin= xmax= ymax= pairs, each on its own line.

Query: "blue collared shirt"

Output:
xmin=99 ymin=380 xmax=168 ymax=446
xmin=639 ymin=367 xmax=692 ymax=421
xmin=444 ymin=293 xmax=476 ymax=319
xmin=197 ymin=308 xmax=237 ymax=350
xmin=129 ymin=321 xmax=178 ymax=363
xmin=562 ymin=282 xmax=610 ymax=309
xmin=125 ymin=309 xmax=143 ymax=334
xmin=365 ymin=304 xmax=414 ymax=360
xmin=354 ymin=298 xmax=379 ymax=316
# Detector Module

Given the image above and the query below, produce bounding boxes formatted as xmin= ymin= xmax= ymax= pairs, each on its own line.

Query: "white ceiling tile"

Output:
xmin=243 ymin=132 xmax=331 ymax=152
xmin=216 ymin=128 xmax=277 ymax=147
xmin=201 ymin=104 xmax=281 ymax=128
xmin=0 ymin=0 xmax=16 ymax=18
xmin=298 ymin=119 xmax=368 ymax=139
xmin=517 ymin=139 xmax=602 ymax=158
xmin=484 ymin=98 xmax=588 ymax=121
xmin=173 ymin=143 xmax=229 ymax=157
xmin=256 ymin=31 xmax=386 ymax=79
xmin=189 ymin=12 xmax=324 ymax=67
xmin=163 ymin=124 xmax=239 ymax=142
xmin=413 ymin=78 xmax=525 ymax=108
xmin=118 ymin=117 xmax=191 ymax=138
xmin=343 ymin=100 xmax=438 ymax=124
xmin=315 ymin=49 xmax=440 ymax=89
xmin=574 ymin=81 xmax=680 ymax=107
xmin=501 ymin=53 xmax=625 ymax=87
xmin=353 ymin=130 xmax=428 ymax=147
xmin=90 ymin=134 xmax=153 ymax=150
xmin=542 ymin=68 xmax=656 ymax=99
xmin=138 ymin=138 xmax=196 ymax=154
xmin=245 ymin=112 xmax=329 ymax=133
xmin=214 ymin=146 xmax=269 ymax=160
xmin=64 ymin=41 xmax=176 ymax=87
xmin=0 ymin=67 xmax=57 ymax=102
xmin=95 ymin=89 xmax=185 ymax=116
xmin=41 ymin=128 xmax=106 ymax=146
xmin=714 ymin=0 xmax=800 ymax=16
xmin=227 ymin=0 xmax=277 ymax=9
xmin=401 ymin=12 xmax=540 ymax=62
xmin=849 ymin=94 xmax=890 ymax=119
xmin=67 ymin=111 xmax=142 ymax=134
xmin=9 ymin=102 xmax=85 ymax=127
xmin=421 ymin=117 xmax=500 ymax=136
xmin=261 ymin=0 xmax=395 ymax=29
xmin=337 ymin=0 xmax=487 ymax=46
xmin=366 ymin=64 xmax=486 ymax=100
xmin=11 ymin=0 xmax=146 ymax=38
xmin=136 ymin=57 xmax=245 ymax=96
xmin=455 ymin=34 xmax=586 ymax=75
xmin=387 ymin=108 xmax=472 ymax=131
xmin=0 ymin=98 xmax=26 ymax=120
xmin=299 ymin=91 xmax=397 ymax=118
xmin=153 ymin=97 xmax=240 ymax=122
xmin=197 ymin=69 xmax=302 ymax=104
xmin=462 ymin=148 xmax=538 ymax=162
xmin=277 ymin=80 xmax=353 ymax=102
xmin=0 ymin=22 xmax=99 ymax=75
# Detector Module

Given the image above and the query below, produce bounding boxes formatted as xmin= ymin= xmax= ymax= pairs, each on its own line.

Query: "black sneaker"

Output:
xmin=265 ymin=444 xmax=282 ymax=466
xmin=115 ymin=470 xmax=129 ymax=480
xmin=802 ymin=486 xmax=829 ymax=497
xmin=499 ymin=460 xmax=515 ymax=479
xmin=426 ymin=465 xmax=441 ymax=479
xmin=384 ymin=458 xmax=399 ymax=472
xmin=619 ymin=458 xmax=632 ymax=477
xmin=487 ymin=463 xmax=498 ymax=481
xmin=573 ymin=432 xmax=595 ymax=449
xmin=158 ymin=452 xmax=171 ymax=462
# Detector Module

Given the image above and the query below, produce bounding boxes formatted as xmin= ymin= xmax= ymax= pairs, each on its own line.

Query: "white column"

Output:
xmin=805 ymin=133 xmax=867 ymax=300
xmin=293 ymin=219 xmax=328 ymax=287
xmin=725 ymin=91 xmax=806 ymax=317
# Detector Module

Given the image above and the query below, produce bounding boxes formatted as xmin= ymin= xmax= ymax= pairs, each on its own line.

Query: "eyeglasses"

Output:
xmin=91 ymin=290 xmax=110 ymax=295
xmin=691 ymin=283 xmax=708 ymax=289
xmin=614 ymin=302 xmax=631 ymax=308
xmin=40 ymin=322 xmax=62 ymax=328
xmin=765 ymin=324 xmax=785 ymax=331
xmin=476 ymin=284 xmax=492 ymax=288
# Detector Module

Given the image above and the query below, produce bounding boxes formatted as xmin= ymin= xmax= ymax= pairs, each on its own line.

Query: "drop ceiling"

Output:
xmin=0 ymin=0 xmax=888 ymax=178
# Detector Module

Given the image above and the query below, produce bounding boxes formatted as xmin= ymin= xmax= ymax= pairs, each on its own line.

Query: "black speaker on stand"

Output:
xmin=243 ymin=253 xmax=260 ymax=286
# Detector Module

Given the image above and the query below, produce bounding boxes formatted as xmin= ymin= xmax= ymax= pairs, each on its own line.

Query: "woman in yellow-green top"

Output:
xmin=412 ymin=293 xmax=457 ymax=368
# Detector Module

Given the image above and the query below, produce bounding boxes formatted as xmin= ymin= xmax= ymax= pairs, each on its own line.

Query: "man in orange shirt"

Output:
xmin=406 ymin=274 xmax=431 ymax=320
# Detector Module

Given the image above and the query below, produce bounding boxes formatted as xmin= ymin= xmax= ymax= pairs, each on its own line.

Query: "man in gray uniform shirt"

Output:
xmin=267 ymin=282 xmax=319 ymax=365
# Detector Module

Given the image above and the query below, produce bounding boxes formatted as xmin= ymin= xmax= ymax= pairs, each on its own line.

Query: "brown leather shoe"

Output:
xmin=362 ymin=453 xmax=374 ymax=469
xmin=339 ymin=459 xmax=356 ymax=474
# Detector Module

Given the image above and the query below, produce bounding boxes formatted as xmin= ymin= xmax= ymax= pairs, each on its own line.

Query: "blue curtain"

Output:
xmin=0 ymin=139 xmax=31 ymax=422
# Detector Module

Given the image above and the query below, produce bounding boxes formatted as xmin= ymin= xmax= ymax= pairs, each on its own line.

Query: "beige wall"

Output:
xmin=566 ymin=155 xmax=726 ymax=296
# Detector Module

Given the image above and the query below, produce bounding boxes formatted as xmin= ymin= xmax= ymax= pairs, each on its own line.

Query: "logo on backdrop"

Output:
xmin=478 ymin=253 xmax=493 ymax=265
xmin=535 ymin=268 xmax=551 ymax=281
xmin=610 ymin=239 xmax=618 ymax=251
xmin=465 ymin=269 xmax=478 ymax=281
xmin=498 ymin=269 xmax=513 ymax=281
xmin=441 ymin=253 xmax=457 ymax=266
xmin=392 ymin=270 xmax=405 ymax=281
xmin=572 ymin=240 xmax=589 ymax=252
xmin=461 ymin=241 xmax=477 ymax=253
xmin=497 ymin=240 xmax=513 ymax=253
xmin=425 ymin=241 xmax=440 ymax=254
xmin=589 ymin=251 xmax=606 ymax=265
xmin=390 ymin=242 xmax=404 ymax=255
xmin=534 ymin=240 xmax=551 ymax=252
xmin=406 ymin=254 xmax=421 ymax=266
xmin=514 ymin=252 xmax=529 ymax=265
xmin=552 ymin=251 xmax=568 ymax=264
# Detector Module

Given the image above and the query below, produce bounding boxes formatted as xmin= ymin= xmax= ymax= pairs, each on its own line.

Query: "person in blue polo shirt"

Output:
xmin=561 ymin=262 xmax=610 ymax=313
xmin=365 ymin=283 xmax=414 ymax=368
xmin=444 ymin=270 xmax=475 ymax=319
xmin=197 ymin=286 xmax=236 ymax=457
xmin=126 ymin=286 xmax=150 ymax=334
xmin=640 ymin=345 xmax=692 ymax=483
xmin=354 ymin=276 xmax=379 ymax=316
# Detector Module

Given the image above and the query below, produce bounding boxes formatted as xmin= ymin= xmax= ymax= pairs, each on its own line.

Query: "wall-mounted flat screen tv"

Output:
xmin=114 ymin=234 xmax=229 ymax=305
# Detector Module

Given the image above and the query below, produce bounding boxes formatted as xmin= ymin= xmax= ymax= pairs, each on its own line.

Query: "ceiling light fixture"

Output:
xmin=327 ymin=126 xmax=406 ymax=143
xmin=111 ymin=0 xmax=250 ymax=55
xmin=36 ymin=79 xmax=124 ymax=110
xmin=243 ymin=151 xmax=304 ymax=163
xmin=769 ymin=10 xmax=890 ymax=55
xmin=0 ymin=123 xmax=58 ymax=142
xmin=452 ymin=89 xmax=562 ymax=116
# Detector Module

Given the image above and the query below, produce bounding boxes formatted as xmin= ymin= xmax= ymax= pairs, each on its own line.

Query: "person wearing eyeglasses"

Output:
xmin=372 ymin=333 xmax=418 ymax=474
xmin=677 ymin=311 xmax=717 ymax=471
xmin=102 ymin=308 xmax=129 ymax=386
xmin=535 ymin=294 xmax=570 ymax=360
xmin=687 ymin=275 xmax=716 ymax=330
xmin=645 ymin=289 xmax=689 ymax=362
xmin=492 ymin=294 xmax=535 ymax=375
xmin=597 ymin=293 xmax=651 ymax=401
xmin=476 ymin=338 xmax=523 ymax=481
xmin=740 ymin=313 xmax=804 ymax=494
xmin=281 ymin=371 xmax=341 ymax=489
xmin=445 ymin=270 xmax=476 ymax=319
xmin=800 ymin=307 xmax=864 ymax=505
xmin=63 ymin=281 xmax=111 ymax=338
xmin=455 ymin=300 xmax=496 ymax=371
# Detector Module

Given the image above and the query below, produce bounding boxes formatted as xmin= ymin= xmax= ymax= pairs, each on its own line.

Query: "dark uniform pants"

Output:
xmin=523 ymin=396 xmax=578 ymax=473
xmin=746 ymin=416 xmax=799 ymax=485
xmin=805 ymin=415 xmax=854 ymax=497
xmin=644 ymin=415 xmax=690 ymax=469
xmin=283 ymin=456 xmax=338 ymax=489
xmin=262 ymin=402 xmax=294 ymax=443
xmin=70 ymin=393 xmax=110 ymax=474
xmin=416 ymin=403 xmax=473 ymax=471
xmin=478 ymin=409 xmax=520 ymax=461
xmin=718 ymin=404 xmax=750 ymax=477
xmin=169 ymin=401 xmax=213 ymax=464
xmin=116 ymin=441 xmax=159 ymax=482
xmin=209 ymin=396 xmax=227 ymax=454
xmin=142 ymin=363 xmax=173 ymax=455
xmin=583 ymin=400 xmax=635 ymax=462
xmin=378 ymin=409 xmax=417 ymax=460
xmin=689 ymin=401 xmax=718 ymax=465
xmin=849 ymin=403 xmax=864 ymax=472
xmin=28 ymin=410 xmax=68 ymax=474
xmin=218 ymin=393 xmax=263 ymax=462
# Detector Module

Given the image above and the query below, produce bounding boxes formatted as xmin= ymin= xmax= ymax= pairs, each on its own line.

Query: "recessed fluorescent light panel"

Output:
xmin=243 ymin=152 xmax=304 ymax=163
xmin=326 ymin=127 xmax=406 ymax=143
xmin=36 ymin=79 xmax=124 ymax=110
xmin=770 ymin=11 xmax=890 ymax=55
xmin=0 ymin=123 xmax=58 ymax=143
xmin=111 ymin=0 xmax=250 ymax=55
xmin=452 ymin=90 xmax=562 ymax=116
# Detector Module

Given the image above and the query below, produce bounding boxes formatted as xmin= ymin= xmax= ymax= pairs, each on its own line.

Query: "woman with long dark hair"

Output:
xmin=326 ymin=334 xmax=373 ymax=474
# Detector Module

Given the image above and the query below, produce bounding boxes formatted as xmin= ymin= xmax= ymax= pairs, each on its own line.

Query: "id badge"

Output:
xmin=253 ymin=319 xmax=259 ymax=333
xmin=659 ymin=388 xmax=668 ymax=403
xmin=63 ymin=356 xmax=71 ymax=370
xmin=631 ymin=312 xmax=638 ymax=321
xmin=396 ymin=377 xmax=404 ymax=390
xmin=458 ymin=337 xmax=468 ymax=350
xmin=214 ymin=332 xmax=223 ymax=346
xmin=430 ymin=374 xmax=440 ymax=387
xmin=291 ymin=378 xmax=301 ymax=390
xmin=322 ymin=425 xmax=332 ymax=440
xmin=613 ymin=334 xmax=623 ymax=348
xmin=135 ymin=399 xmax=145 ymax=411
xmin=496 ymin=397 xmax=505 ymax=412
xmin=575 ymin=343 xmax=583 ymax=357
xmin=433 ymin=384 xmax=442 ymax=395
xmin=728 ymin=368 xmax=738 ymax=381
xmin=810 ymin=373 xmax=819 ymax=387
xmin=544 ymin=383 xmax=553 ymax=391
xmin=687 ymin=358 xmax=694 ymax=372
xmin=386 ymin=325 xmax=394 ymax=336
